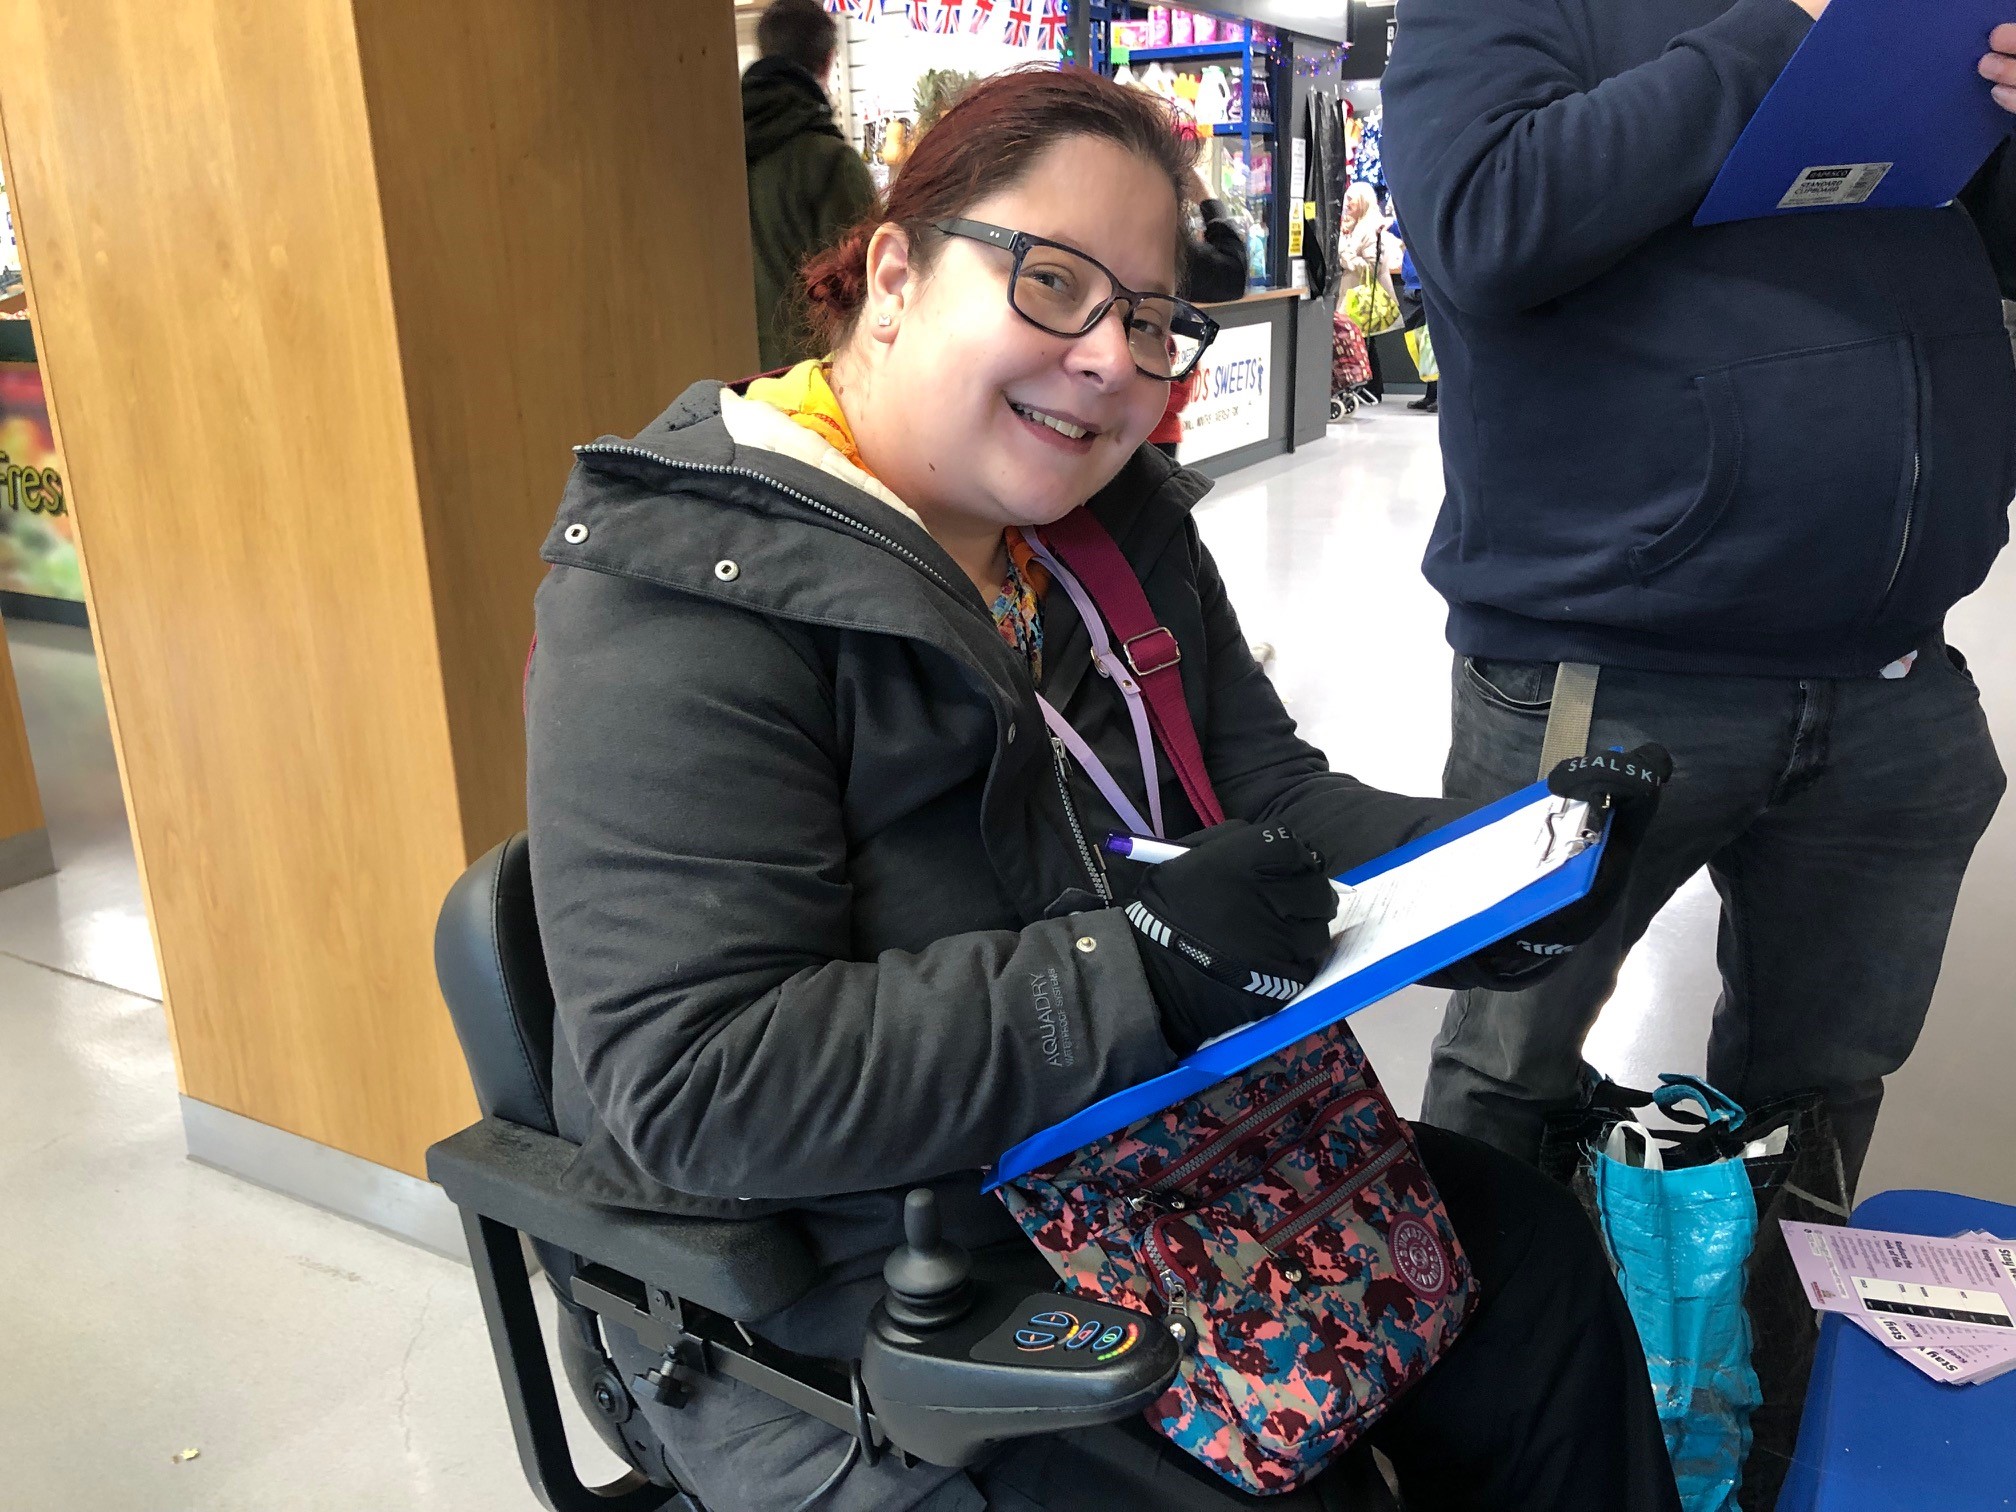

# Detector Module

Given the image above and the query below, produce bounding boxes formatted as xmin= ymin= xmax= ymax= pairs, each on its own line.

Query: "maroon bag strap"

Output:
xmin=1037 ymin=507 xmax=1227 ymax=829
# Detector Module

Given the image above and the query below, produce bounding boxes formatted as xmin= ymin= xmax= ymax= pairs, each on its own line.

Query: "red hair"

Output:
xmin=800 ymin=66 xmax=1196 ymax=350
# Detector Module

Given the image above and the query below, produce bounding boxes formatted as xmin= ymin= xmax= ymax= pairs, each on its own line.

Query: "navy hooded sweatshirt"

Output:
xmin=1383 ymin=0 xmax=2016 ymax=676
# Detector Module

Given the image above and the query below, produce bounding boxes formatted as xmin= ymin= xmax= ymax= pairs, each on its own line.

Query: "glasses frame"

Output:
xmin=933 ymin=217 xmax=1221 ymax=383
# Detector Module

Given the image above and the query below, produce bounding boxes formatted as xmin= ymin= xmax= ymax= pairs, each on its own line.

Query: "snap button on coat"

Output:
xmin=715 ymin=559 xmax=741 ymax=582
xmin=563 ymin=523 xmax=589 ymax=544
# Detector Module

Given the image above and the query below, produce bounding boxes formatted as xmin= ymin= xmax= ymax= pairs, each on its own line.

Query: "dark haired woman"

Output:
xmin=529 ymin=67 xmax=1680 ymax=1512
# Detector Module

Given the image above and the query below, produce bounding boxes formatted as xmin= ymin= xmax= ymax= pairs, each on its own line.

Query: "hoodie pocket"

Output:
xmin=1630 ymin=338 xmax=1920 ymax=635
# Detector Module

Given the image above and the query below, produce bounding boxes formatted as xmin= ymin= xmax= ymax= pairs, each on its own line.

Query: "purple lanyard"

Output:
xmin=1021 ymin=528 xmax=1166 ymax=840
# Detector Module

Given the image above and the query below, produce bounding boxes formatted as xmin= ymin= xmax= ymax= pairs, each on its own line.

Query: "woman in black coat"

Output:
xmin=527 ymin=67 xmax=1679 ymax=1512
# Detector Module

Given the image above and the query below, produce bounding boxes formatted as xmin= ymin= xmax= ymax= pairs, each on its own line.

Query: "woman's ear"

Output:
xmin=862 ymin=223 xmax=914 ymax=345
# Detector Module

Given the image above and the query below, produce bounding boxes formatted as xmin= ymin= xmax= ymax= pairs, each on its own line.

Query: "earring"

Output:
xmin=875 ymin=313 xmax=893 ymax=327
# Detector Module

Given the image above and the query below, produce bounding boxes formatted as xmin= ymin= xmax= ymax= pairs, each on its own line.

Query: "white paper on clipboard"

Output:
xmin=1291 ymin=794 xmax=1592 ymax=1004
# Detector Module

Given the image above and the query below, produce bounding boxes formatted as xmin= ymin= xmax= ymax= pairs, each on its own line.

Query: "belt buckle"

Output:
xmin=1122 ymin=628 xmax=1182 ymax=678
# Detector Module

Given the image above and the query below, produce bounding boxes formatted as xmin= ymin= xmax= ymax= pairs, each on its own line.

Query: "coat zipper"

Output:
xmin=1051 ymin=735 xmax=1113 ymax=902
xmin=1880 ymin=446 xmax=1922 ymax=604
xmin=1148 ymin=1070 xmax=1339 ymax=1196
xmin=581 ymin=442 xmax=1112 ymax=902
xmin=1259 ymin=1140 xmax=1408 ymax=1252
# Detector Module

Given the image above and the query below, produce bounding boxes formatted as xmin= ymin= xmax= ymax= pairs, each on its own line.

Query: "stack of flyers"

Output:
xmin=1783 ymin=1221 xmax=2016 ymax=1386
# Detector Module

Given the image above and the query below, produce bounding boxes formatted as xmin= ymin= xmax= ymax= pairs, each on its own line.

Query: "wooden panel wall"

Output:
xmin=0 ymin=0 xmax=754 ymax=1177
xmin=353 ymin=0 xmax=756 ymax=857
xmin=0 ymin=628 xmax=47 ymax=843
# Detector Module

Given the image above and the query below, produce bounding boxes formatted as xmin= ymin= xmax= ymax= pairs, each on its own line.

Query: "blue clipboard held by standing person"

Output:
xmin=1696 ymin=0 xmax=2014 ymax=227
xmin=985 ymin=781 xmax=1610 ymax=1190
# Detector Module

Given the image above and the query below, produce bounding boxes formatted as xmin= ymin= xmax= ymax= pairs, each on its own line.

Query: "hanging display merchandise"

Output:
xmin=1106 ymin=5 xmax=1280 ymax=290
xmin=837 ymin=0 xmax=1063 ymax=187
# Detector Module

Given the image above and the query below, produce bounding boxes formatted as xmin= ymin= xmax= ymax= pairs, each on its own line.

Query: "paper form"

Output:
xmin=1290 ymin=793 xmax=1592 ymax=1005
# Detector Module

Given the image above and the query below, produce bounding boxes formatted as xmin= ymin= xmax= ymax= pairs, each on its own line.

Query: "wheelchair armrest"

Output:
xmin=427 ymin=1117 xmax=817 ymax=1322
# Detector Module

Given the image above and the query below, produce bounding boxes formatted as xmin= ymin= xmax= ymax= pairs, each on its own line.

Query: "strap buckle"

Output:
xmin=1122 ymin=627 xmax=1182 ymax=678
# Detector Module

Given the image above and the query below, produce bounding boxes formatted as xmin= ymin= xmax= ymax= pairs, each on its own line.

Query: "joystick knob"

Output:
xmin=882 ymin=1188 xmax=972 ymax=1332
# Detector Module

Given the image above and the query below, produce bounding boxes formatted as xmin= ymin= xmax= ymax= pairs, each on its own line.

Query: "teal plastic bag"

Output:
xmin=1592 ymin=1077 xmax=1763 ymax=1512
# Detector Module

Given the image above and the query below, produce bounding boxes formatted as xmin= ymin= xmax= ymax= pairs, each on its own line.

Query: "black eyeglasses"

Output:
xmin=934 ymin=218 xmax=1220 ymax=383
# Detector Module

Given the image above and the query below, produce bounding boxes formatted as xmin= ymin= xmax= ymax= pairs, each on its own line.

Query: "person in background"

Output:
xmin=1149 ymin=165 xmax=1249 ymax=460
xmin=1384 ymin=0 xmax=2016 ymax=1189
xmin=1394 ymin=227 xmax=1437 ymax=414
xmin=1338 ymin=183 xmax=1390 ymax=402
xmin=743 ymin=0 xmax=876 ymax=370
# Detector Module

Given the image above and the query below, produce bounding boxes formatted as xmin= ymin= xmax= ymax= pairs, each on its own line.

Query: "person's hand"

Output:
xmin=1189 ymin=166 xmax=1216 ymax=208
xmin=1123 ymin=821 xmax=1337 ymax=1055
xmin=1980 ymin=24 xmax=2016 ymax=115
xmin=1435 ymin=744 xmax=1674 ymax=991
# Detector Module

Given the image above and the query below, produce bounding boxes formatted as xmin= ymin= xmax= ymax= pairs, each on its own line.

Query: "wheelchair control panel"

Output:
xmin=968 ymin=1297 xmax=1153 ymax=1369
xmin=859 ymin=1188 xmax=1182 ymax=1468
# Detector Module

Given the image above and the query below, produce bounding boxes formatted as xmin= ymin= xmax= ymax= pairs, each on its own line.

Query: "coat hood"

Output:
xmin=740 ymin=58 xmax=842 ymax=167
xmin=545 ymin=381 xmax=1214 ymax=682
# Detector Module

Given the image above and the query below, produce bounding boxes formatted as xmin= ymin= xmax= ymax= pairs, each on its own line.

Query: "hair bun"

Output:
xmin=799 ymin=221 xmax=876 ymax=349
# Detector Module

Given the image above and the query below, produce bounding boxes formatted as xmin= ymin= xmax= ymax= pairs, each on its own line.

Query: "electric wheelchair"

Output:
xmin=426 ymin=835 xmax=1398 ymax=1510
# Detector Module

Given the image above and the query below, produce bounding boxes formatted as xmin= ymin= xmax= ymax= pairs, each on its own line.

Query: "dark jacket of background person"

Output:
xmin=1186 ymin=197 xmax=1250 ymax=304
xmin=526 ymin=383 xmax=1464 ymax=1357
xmin=741 ymin=58 xmax=876 ymax=370
xmin=1383 ymin=0 xmax=2016 ymax=678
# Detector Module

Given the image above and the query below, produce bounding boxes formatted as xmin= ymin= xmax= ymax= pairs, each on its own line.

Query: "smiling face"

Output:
xmin=834 ymin=134 xmax=1184 ymax=551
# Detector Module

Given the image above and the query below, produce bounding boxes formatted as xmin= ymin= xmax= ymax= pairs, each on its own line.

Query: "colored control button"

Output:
xmin=1094 ymin=1322 xmax=1141 ymax=1362
xmin=1094 ymin=1325 xmax=1126 ymax=1352
xmin=1028 ymin=1310 xmax=1077 ymax=1330
xmin=1015 ymin=1328 xmax=1057 ymax=1350
xmin=1063 ymin=1321 xmax=1102 ymax=1350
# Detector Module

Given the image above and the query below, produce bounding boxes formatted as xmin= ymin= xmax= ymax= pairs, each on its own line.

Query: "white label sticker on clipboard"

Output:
xmin=1777 ymin=162 xmax=1893 ymax=210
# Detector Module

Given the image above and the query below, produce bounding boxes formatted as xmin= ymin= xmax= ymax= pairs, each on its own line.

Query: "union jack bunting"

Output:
xmin=1003 ymin=0 xmax=1035 ymax=46
xmin=931 ymin=0 xmax=964 ymax=32
xmin=1033 ymin=0 xmax=1068 ymax=49
xmin=965 ymin=0 xmax=996 ymax=33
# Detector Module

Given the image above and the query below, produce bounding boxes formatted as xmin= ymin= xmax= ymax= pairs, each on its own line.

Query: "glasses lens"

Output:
xmin=1007 ymin=241 xmax=1213 ymax=379
xmin=1010 ymin=244 xmax=1110 ymax=337
xmin=1124 ymin=297 xmax=1208 ymax=379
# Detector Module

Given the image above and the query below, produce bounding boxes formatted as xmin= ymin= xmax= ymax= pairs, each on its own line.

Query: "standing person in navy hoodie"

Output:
xmin=1383 ymin=3 xmax=2016 ymax=1190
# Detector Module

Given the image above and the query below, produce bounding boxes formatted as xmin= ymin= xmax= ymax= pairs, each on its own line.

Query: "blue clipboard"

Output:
xmin=984 ymin=780 xmax=1609 ymax=1191
xmin=1695 ymin=0 xmax=2013 ymax=227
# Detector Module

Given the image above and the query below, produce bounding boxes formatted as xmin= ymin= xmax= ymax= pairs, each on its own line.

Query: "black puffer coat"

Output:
xmin=526 ymin=381 xmax=1463 ymax=1354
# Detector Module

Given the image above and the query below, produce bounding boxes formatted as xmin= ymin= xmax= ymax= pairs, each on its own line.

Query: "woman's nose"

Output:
xmin=1069 ymin=304 xmax=1139 ymax=387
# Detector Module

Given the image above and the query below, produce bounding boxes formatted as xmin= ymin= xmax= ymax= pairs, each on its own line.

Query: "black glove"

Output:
xmin=1436 ymin=743 xmax=1674 ymax=990
xmin=1122 ymin=821 xmax=1338 ymax=1055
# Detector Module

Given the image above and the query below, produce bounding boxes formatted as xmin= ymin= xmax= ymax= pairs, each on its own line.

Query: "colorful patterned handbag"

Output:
xmin=998 ymin=1025 xmax=1475 ymax=1494
xmin=1005 ymin=512 xmax=1478 ymax=1495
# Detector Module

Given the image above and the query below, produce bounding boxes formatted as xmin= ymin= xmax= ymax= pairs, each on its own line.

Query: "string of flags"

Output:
xmin=823 ymin=0 xmax=1068 ymax=49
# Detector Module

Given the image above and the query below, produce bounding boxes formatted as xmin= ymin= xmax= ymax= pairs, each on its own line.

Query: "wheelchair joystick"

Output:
xmin=882 ymin=1188 xmax=973 ymax=1331
xmin=858 ymin=1187 xmax=1185 ymax=1469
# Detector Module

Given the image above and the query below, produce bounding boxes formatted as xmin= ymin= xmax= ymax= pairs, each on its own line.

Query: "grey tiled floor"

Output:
xmin=3 ymin=403 xmax=2013 ymax=1509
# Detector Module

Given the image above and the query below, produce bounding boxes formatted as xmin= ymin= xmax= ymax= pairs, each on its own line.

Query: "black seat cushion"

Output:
xmin=435 ymin=833 xmax=558 ymax=1134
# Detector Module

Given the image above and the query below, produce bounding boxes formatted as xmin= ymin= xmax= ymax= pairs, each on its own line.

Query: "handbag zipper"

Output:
xmin=1259 ymin=1140 xmax=1408 ymax=1252
xmin=1142 ymin=1221 xmax=1197 ymax=1344
xmin=1149 ymin=1070 xmax=1340 ymax=1195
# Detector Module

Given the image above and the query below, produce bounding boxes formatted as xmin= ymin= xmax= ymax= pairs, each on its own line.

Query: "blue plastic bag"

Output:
xmin=1592 ymin=1077 xmax=1763 ymax=1512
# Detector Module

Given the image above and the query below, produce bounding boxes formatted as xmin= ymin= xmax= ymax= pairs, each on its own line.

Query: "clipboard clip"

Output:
xmin=1541 ymin=804 xmax=1601 ymax=867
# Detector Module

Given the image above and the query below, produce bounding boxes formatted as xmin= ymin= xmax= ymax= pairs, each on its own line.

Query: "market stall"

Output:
xmin=0 ymin=168 xmax=79 ymax=626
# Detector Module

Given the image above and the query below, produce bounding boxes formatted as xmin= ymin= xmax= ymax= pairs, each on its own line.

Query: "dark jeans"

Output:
xmin=606 ymin=1126 xmax=1679 ymax=1512
xmin=1424 ymin=646 xmax=2005 ymax=1190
